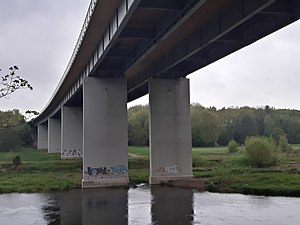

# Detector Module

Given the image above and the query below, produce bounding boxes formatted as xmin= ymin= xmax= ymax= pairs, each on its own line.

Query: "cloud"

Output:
xmin=0 ymin=0 xmax=90 ymax=113
xmin=1 ymin=1 xmax=300 ymax=113
xmin=189 ymin=20 xmax=300 ymax=110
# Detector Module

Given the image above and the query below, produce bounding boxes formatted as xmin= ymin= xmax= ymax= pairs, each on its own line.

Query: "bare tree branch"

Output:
xmin=0 ymin=66 xmax=33 ymax=98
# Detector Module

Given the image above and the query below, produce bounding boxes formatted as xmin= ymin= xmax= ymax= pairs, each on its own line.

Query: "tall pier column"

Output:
xmin=37 ymin=123 xmax=48 ymax=150
xmin=82 ymin=77 xmax=128 ymax=188
xmin=61 ymin=106 xmax=83 ymax=159
xmin=149 ymin=78 xmax=193 ymax=184
xmin=48 ymin=118 xmax=61 ymax=153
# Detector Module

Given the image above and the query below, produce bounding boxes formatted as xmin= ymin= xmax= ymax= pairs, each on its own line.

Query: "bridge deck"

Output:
xmin=33 ymin=0 xmax=300 ymax=125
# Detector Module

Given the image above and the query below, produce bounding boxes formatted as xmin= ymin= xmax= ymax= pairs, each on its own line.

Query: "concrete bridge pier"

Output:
xmin=149 ymin=78 xmax=193 ymax=184
xmin=82 ymin=77 xmax=128 ymax=188
xmin=61 ymin=106 xmax=83 ymax=159
xmin=37 ymin=123 xmax=48 ymax=150
xmin=48 ymin=118 xmax=61 ymax=153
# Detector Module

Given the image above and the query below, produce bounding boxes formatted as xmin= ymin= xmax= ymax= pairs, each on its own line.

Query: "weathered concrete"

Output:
xmin=82 ymin=77 xmax=128 ymax=188
xmin=37 ymin=124 xmax=48 ymax=150
xmin=164 ymin=178 xmax=208 ymax=191
xmin=149 ymin=78 xmax=193 ymax=184
xmin=61 ymin=106 xmax=83 ymax=159
xmin=48 ymin=118 xmax=61 ymax=153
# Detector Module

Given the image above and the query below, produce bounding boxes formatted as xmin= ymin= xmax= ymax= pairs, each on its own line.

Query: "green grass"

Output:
xmin=191 ymin=146 xmax=300 ymax=196
xmin=0 ymin=148 xmax=59 ymax=162
xmin=129 ymin=145 xmax=300 ymax=196
xmin=128 ymin=146 xmax=149 ymax=157
xmin=207 ymin=172 xmax=300 ymax=196
xmin=1 ymin=146 xmax=300 ymax=196
xmin=291 ymin=143 xmax=300 ymax=150
xmin=0 ymin=148 xmax=82 ymax=193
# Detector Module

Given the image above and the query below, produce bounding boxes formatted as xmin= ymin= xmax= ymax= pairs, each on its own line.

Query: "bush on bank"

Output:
xmin=245 ymin=136 xmax=278 ymax=168
xmin=278 ymin=135 xmax=293 ymax=153
xmin=228 ymin=140 xmax=238 ymax=153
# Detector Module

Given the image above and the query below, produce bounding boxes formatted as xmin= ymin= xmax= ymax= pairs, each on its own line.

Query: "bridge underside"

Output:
xmin=35 ymin=0 xmax=300 ymax=188
xmin=90 ymin=0 xmax=300 ymax=102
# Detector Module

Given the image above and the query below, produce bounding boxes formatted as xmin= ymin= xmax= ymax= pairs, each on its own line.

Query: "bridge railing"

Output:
xmin=58 ymin=0 xmax=97 ymax=91
xmin=35 ymin=0 xmax=97 ymax=124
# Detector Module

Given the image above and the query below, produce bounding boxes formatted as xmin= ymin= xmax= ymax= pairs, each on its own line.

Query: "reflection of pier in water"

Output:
xmin=2 ymin=187 xmax=300 ymax=224
xmin=151 ymin=186 xmax=194 ymax=224
xmin=43 ymin=186 xmax=194 ymax=224
xmin=82 ymin=188 xmax=128 ymax=225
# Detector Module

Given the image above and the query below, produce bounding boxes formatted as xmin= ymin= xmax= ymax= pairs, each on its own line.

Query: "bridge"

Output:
xmin=32 ymin=0 xmax=300 ymax=188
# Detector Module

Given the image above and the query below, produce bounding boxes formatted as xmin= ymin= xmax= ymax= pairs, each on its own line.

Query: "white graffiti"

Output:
xmin=62 ymin=149 xmax=82 ymax=158
xmin=156 ymin=164 xmax=180 ymax=174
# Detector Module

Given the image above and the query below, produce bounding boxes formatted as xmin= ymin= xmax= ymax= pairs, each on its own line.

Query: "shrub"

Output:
xmin=228 ymin=140 xmax=238 ymax=153
xmin=13 ymin=155 xmax=21 ymax=166
xmin=278 ymin=135 xmax=293 ymax=153
xmin=245 ymin=136 xmax=277 ymax=168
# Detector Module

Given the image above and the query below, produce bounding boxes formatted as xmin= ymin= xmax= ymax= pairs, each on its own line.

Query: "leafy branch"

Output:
xmin=0 ymin=66 xmax=33 ymax=98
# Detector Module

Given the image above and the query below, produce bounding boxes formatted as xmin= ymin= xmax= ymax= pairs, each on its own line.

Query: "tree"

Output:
xmin=264 ymin=114 xmax=276 ymax=137
xmin=217 ymin=112 xmax=239 ymax=146
xmin=128 ymin=105 xmax=149 ymax=146
xmin=0 ymin=109 xmax=25 ymax=127
xmin=235 ymin=114 xmax=259 ymax=144
xmin=191 ymin=106 xmax=221 ymax=147
xmin=0 ymin=110 xmax=32 ymax=152
xmin=0 ymin=66 xmax=33 ymax=98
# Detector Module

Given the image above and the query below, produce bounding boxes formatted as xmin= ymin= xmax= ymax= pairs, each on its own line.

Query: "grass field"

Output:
xmin=0 ymin=148 xmax=82 ymax=193
xmin=128 ymin=145 xmax=300 ymax=196
xmin=0 ymin=145 xmax=300 ymax=196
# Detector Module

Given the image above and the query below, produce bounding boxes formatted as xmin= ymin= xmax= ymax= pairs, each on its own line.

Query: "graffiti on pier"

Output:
xmin=111 ymin=165 xmax=128 ymax=174
xmin=86 ymin=166 xmax=108 ymax=176
xmin=62 ymin=149 xmax=82 ymax=158
xmin=156 ymin=164 xmax=180 ymax=175
xmin=84 ymin=165 xmax=128 ymax=180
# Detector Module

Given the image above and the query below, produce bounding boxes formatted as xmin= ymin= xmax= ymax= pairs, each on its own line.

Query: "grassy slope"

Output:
xmin=0 ymin=146 xmax=299 ymax=196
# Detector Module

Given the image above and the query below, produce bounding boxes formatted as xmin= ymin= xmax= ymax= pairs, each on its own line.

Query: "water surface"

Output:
xmin=0 ymin=186 xmax=299 ymax=225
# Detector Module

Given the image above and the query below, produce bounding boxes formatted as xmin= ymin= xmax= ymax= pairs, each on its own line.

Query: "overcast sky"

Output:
xmin=1 ymin=1 xmax=300 ymax=114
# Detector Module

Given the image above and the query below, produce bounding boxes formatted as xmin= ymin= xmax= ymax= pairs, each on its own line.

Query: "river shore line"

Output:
xmin=0 ymin=146 xmax=299 ymax=196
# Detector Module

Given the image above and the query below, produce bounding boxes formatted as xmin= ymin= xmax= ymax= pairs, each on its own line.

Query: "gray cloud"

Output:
xmin=0 ymin=0 xmax=90 ymax=112
xmin=189 ymin=21 xmax=300 ymax=110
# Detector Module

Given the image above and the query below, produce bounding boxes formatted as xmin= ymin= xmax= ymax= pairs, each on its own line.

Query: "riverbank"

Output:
xmin=191 ymin=146 xmax=300 ymax=197
xmin=0 ymin=146 xmax=300 ymax=196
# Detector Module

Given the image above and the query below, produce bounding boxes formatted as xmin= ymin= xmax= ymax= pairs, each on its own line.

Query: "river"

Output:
xmin=0 ymin=185 xmax=299 ymax=225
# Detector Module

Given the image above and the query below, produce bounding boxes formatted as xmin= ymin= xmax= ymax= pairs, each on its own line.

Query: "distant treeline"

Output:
xmin=1 ymin=104 xmax=300 ymax=152
xmin=128 ymin=104 xmax=300 ymax=147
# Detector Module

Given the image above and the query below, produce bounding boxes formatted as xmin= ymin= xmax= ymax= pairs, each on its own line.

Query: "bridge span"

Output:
xmin=33 ymin=0 xmax=300 ymax=188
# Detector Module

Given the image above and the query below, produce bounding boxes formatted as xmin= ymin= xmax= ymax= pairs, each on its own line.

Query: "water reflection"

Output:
xmin=1 ymin=187 xmax=300 ymax=225
xmin=81 ymin=188 xmax=127 ymax=225
xmin=44 ymin=189 xmax=82 ymax=225
xmin=151 ymin=186 xmax=194 ymax=225
xmin=44 ymin=188 xmax=128 ymax=225
xmin=41 ymin=194 xmax=61 ymax=224
xmin=128 ymin=186 xmax=152 ymax=225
